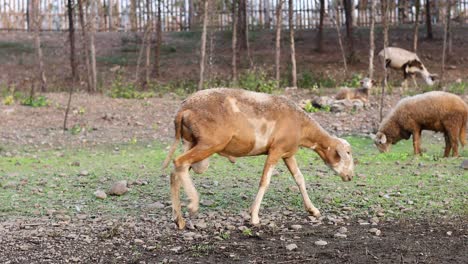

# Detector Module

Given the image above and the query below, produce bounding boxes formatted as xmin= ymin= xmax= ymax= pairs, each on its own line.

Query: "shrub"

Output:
xmin=21 ymin=95 xmax=49 ymax=107
xmin=237 ymin=69 xmax=277 ymax=93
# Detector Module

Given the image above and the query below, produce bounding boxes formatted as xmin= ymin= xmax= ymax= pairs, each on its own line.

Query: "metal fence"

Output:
xmin=0 ymin=0 xmax=467 ymax=32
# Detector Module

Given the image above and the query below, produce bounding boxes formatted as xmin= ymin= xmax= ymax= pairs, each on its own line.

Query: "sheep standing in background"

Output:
xmin=163 ymin=88 xmax=354 ymax=229
xmin=335 ymin=77 xmax=375 ymax=103
xmin=374 ymin=91 xmax=467 ymax=157
xmin=378 ymin=47 xmax=437 ymax=90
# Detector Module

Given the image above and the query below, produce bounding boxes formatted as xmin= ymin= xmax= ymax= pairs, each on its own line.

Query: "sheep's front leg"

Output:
xmin=170 ymin=170 xmax=185 ymax=229
xmin=250 ymin=153 xmax=281 ymax=225
xmin=283 ymin=156 xmax=320 ymax=217
xmin=412 ymin=129 xmax=422 ymax=155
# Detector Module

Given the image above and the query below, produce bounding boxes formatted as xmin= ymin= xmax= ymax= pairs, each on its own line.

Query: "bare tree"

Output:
xmin=264 ymin=0 xmax=270 ymax=29
xmin=413 ymin=0 xmax=421 ymax=51
xmin=67 ymin=0 xmax=77 ymax=80
xmin=275 ymin=0 xmax=284 ymax=88
xmin=380 ymin=0 xmax=389 ymax=122
xmin=89 ymin=0 xmax=98 ymax=92
xmin=288 ymin=0 xmax=297 ymax=88
xmin=153 ymin=0 xmax=162 ymax=78
xmin=426 ymin=0 xmax=433 ymax=39
xmin=136 ymin=24 xmax=152 ymax=83
xmin=238 ymin=0 xmax=248 ymax=50
xmin=316 ymin=0 xmax=325 ymax=52
xmin=130 ymin=0 xmax=138 ymax=32
xmin=343 ymin=0 xmax=356 ymax=61
xmin=331 ymin=2 xmax=348 ymax=75
xmin=232 ymin=0 xmax=238 ymax=83
xmin=441 ymin=0 xmax=452 ymax=88
xmin=77 ymin=0 xmax=93 ymax=92
xmin=447 ymin=0 xmax=454 ymax=57
xmin=32 ymin=0 xmax=47 ymax=92
xmin=368 ymin=0 xmax=376 ymax=80
xmin=198 ymin=0 xmax=209 ymax=90
xmin=108 ymin=0 xmax=114 ymax=31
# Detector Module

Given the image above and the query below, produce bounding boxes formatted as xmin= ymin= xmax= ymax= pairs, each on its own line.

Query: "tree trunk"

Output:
xmin=380 ymin=0 xmax=389 ymax=122
xmin=67 ymin=0 xmax=77 ymax=81
xmin=368 ymin=0 xmax=376 ymax=80
xmin=108 ymin=0 xmax=113 ymax=31
xmin=238 ymin=0 xmax=247 ymax=50
xmin=198 ymin=0 xmax=209 ymax=91
xmin=441 ymin=0 xmax=451 ymax=89
xmin=89 ymin=0 xmax=98 ymax=92
xmin=153 ymin=1 xmax=162 ymax=78
xmin=32 ymin=0 xmax=47 ymax=92
xmin=316 ymin=0 xmax=325 ymax=52
xmin=413 ymin=0 xmax=420 ymax=51
xmin=288 ymin=0 xmax=296 ymax=88
xmin=275 ymin=0 xmax=284 ymax=88
xmin=426 ymin=0 xmax=433 ymax=39
xmin=130 ymin=0 xmax=138 ymax=31
xmin=232 ymin=0 xmax=238 ymax=83
xmin=188 ymin=0 xmax=194 ymax=30
xmin=144 ymin=0 xmax=152 ymax=86
xmin=136 ymin=24 xmax=152 ymax=83
xmin=264 ymin=0 xmax=270 ymax=29
xmin=447 ymin=0 xmax=453 ymax=57
xmin=343 ymin=0 xmax=355 ymax=61
xmin=332 ymin=3 xmax=348 ymax=75
xmin=77 ymin=0 xmax=93 ymax=92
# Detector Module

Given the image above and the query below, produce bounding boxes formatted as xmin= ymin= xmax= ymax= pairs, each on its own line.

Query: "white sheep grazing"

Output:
xmin=163 ymin=88 xmax=355 ymax=229
xmin=378 ymin=47 xmax=437 ymax=89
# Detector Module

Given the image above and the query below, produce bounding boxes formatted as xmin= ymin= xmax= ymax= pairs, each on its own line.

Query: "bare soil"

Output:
xmin=1 ymin=92 xmax=468 ymax=263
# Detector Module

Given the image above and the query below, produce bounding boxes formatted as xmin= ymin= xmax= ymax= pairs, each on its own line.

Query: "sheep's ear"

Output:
xmin=371 ymin=79 xmax=376 ymax=85
xmin=430 ymin=74 xmax=438 ymax=81
xmin=379 ymin=134 xmax=387 ymax=144
xmin=370 ymin=134 xmax=377 ymax=140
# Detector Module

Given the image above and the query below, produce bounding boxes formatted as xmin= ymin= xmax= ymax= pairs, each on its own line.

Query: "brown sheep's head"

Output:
xmin=374 ymin=132 xmax=391 ymax=153
xmin=316 ymin=137 xmax=354 ymax=182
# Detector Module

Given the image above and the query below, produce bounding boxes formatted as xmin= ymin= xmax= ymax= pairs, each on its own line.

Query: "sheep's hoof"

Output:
xmin=175 ymin=217 xmax=186 ymax=230
xmin=308 ymin=209 xmax=321 ymax=218
xmin=187 ymin=202 xmax=199 ymax=216
xmin=251 ymin=216 xmax=260 ymax=226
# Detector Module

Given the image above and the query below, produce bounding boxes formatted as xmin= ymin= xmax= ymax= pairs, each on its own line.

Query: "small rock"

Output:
xmin=94 ymin=190 xmax=107 ymax=199
xmin=108 ymin=180 xmax=128 ymax=196
xmin=71 ymin=161 xmax=80 ymax=166
xmin=334 ymin=233 xmax=347 ymax=239
xmin=170 ymin=246 xmax=182 ymax=253
xmin=369 ymin=228 xmax=381 ymax=236
xmin=2 ymin=181 xmax=18 ymax=189
xmin=315 ymin=240 xmax=328 ymax=246
xmin=337 ymin=227 xmax=348 ymax=234
xmin=286 ymin=243 xmax=298 ymax=251
xmin=134 ymin=239 xmax=144 ymax=245
xmin=446 ymin=231 xmax=452 ymax=236
xmin=146 ymin=202 xmax=165 ymax=210
xmin=195 ymin=221 xmax=208 ymax=230
xmin=201 ymin=200 xmax=214 ymax=206
xmin=290 ymin=224 xmax=302 ymax=230
xmin=461 ymin=160 xmax=468 ymax=170
xmin=79 ymin=170 xmax=89 ymax=176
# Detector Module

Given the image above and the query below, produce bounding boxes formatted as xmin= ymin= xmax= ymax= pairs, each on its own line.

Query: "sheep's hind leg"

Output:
xmin=283 ymin=156 xmax=320 ymax=217
xmin=443 ymin=134 xmax=452 ymax=158
xmin=250 ymin=152 xmax=281 ymax=225
xmin=412 ymin=128 xmax=422 ymax=155
xmin=183 ymin=140 xmax=210 ymax=174
xmin=170 ymin=170 xmax=185 ymax=229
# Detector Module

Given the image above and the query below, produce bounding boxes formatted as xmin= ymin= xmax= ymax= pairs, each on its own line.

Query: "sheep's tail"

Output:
xmin=162 ymin=111 xmax=184 ymax=169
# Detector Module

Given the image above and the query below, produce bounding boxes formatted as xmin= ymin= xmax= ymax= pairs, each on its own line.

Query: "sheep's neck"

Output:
xmin=300 ymin=118 xmax=334 ymax=150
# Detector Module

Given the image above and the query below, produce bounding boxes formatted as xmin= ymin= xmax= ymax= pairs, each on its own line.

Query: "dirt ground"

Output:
xmin=1 ymin=92 xmax=468 ymax=263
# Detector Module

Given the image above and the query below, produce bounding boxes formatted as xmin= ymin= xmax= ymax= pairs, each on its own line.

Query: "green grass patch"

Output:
xmin=0 ymin=136 xmax=466 ymax=221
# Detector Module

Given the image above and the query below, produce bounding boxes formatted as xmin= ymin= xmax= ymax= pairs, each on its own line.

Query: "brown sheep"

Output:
xmin=374 ymin=91 xmax=467 ymax=157
xmin=163 ymin=88 xmax=354 ymax=229
xmin=335 ymin=77 xmax=375 ymax=103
